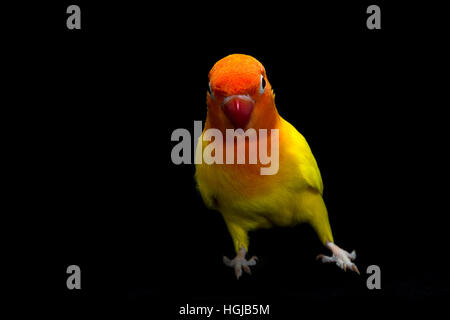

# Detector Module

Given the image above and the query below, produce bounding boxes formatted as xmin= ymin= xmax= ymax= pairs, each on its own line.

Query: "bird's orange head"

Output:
xmin=206 ymin=54 xmax=279 ymax=131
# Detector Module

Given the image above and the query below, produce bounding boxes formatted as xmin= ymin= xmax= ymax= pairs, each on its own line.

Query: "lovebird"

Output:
xmin=195 ymin=54 xmax=359 ymax=278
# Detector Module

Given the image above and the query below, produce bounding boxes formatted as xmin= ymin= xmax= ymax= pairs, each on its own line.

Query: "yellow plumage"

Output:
xmin=195 ymin=117 xmax=333 ymax=253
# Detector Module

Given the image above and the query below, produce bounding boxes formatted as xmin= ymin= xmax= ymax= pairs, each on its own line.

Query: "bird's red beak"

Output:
xmin=222 ymin=95 xmax=254 ymax=129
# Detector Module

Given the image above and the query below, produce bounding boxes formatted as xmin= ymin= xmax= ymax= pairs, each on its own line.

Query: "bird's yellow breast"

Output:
xmin=195 ymin=117 xmax=323 ymax=230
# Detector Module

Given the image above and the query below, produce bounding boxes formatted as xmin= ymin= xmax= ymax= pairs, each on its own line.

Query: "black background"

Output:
xmin=9 ymin=1 xmax=449 ymax=318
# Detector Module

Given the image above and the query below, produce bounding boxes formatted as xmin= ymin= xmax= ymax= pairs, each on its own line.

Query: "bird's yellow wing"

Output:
xmin=280 ymin=117 xmax=324 ymax=195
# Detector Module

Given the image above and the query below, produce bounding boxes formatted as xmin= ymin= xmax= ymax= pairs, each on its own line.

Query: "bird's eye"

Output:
xmin=259 ymin=75 xmax=266 ymax=95
xmin=208 ymin=81 xmax=215 ymax=100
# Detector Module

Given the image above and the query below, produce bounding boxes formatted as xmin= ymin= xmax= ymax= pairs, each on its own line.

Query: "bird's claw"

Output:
xmin=317 ymin=245 xmax=360 ymax=275
xmin=223 ymin=248 xmax=258 ymax=279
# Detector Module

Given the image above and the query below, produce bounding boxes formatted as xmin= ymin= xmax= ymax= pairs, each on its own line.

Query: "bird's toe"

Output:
xmin=223 ymin=252 xmax=258 ymax=279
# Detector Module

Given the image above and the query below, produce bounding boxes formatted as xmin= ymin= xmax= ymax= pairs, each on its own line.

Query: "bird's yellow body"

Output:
xmin=195 ymin=116 xmax=333 ymax=253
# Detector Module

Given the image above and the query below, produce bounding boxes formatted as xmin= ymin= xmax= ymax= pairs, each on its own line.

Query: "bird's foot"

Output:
xmin=316 ymin=242 xmax=360 ymax=275
xmin=223 ymin=247 xmax=258 ymax=279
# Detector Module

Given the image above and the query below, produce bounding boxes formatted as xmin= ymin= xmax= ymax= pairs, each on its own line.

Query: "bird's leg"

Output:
xmin=316 ymin=241 xmax=360 ymax=274
xmin=223 ymin=247 xmax=258 ymax=279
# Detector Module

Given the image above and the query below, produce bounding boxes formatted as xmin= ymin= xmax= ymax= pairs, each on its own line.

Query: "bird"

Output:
xmin=195 ymin=54 xmax=359 ymax=279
